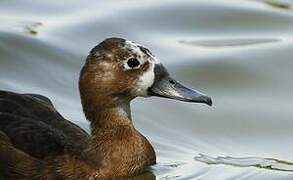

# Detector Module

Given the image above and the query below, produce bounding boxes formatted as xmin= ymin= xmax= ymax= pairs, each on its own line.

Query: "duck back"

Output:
xmin=0 ymin=90 xmax=90 ymax=179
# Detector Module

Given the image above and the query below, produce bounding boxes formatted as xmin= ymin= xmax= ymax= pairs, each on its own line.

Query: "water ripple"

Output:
xmin=195 ymin=153 xmax=293 ymax=171
xmin=179 ymin=38 xmax=281 ymax=47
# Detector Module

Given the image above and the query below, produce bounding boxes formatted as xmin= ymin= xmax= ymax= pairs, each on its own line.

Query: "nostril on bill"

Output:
xmin=169 ymin=79 xmax=176 ymax=84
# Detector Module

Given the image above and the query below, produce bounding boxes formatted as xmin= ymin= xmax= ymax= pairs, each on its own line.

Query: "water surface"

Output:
xmin=1 ymin=0 xmax=293 ymax=179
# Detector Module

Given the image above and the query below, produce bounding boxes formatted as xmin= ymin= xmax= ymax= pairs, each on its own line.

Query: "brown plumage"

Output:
xmin=0 ymin=37 xmax=211 ymax=179
xmin=0 ymin=38 xmax=156 ymax=180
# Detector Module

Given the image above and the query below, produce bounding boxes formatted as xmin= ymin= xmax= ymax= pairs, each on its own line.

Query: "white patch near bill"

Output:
xmin=133 ymin=61 xmax=155 ymax=97
xmin=124 ymin=40 xmax=161 ymax=96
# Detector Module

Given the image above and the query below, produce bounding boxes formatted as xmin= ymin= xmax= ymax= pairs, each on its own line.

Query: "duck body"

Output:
xmin=0 ymin=37 xmax=211 ymax=179
xmin=0 ymin=90 xmax=155 ymax=179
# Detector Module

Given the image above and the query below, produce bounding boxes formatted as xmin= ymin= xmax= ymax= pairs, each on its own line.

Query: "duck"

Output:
xmin=0 ymin=37 xmax=212 ymax=180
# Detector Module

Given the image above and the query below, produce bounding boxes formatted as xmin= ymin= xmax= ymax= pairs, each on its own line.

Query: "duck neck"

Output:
xmin=92 ymin=102 xmax=133 ymax=131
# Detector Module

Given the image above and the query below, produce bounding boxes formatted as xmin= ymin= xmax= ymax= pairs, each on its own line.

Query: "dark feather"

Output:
xmin=0 ymin=90 xmax=89 ymax=159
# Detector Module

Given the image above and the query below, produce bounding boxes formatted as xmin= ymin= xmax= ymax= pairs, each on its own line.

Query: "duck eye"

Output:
xmin=127 ymin=58 xmax=140 ymax=68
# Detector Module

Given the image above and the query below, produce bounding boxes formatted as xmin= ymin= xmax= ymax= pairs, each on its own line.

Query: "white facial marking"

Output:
xmin=134 ymin=62 xmax=155 ymax=97
xmin=123 ymin=40 xmax=160 ymax=70
xmin=123 ymin=40 xmax=145 ymax=70
xmin=124 ymin=40 xmax=162 ymax=96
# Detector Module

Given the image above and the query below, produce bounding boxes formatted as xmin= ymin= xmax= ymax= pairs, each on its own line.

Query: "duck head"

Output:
xmin=79 ymin=38 xmax=211 ymax=123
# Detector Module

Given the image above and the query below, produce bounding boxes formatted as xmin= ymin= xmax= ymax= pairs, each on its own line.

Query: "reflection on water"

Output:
xmin=179 ymin=38 xmax=280 ymax=47
xmin=0 ymin=17 xmax=43 ymax=35
xmin=1 ymin=0 xmax=293 ymax=179
xmin=261 ymin=0 xmax=291 ymax=10
xmin=196 ymin=154 xmax=293 ymax=171
xmin=25 ymin=22 xmax=43 ymax=35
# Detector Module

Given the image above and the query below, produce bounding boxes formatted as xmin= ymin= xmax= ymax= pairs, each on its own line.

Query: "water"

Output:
xmin=1 ymin=0 xmax=293 ymax=179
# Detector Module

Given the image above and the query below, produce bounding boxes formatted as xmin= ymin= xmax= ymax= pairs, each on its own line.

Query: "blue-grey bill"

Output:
xmin=148 ymin=64 xmax=212 ymax=106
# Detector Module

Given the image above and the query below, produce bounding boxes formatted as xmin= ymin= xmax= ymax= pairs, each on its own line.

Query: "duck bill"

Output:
xmin=148 ymin=64 xmax=212 ymax=106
